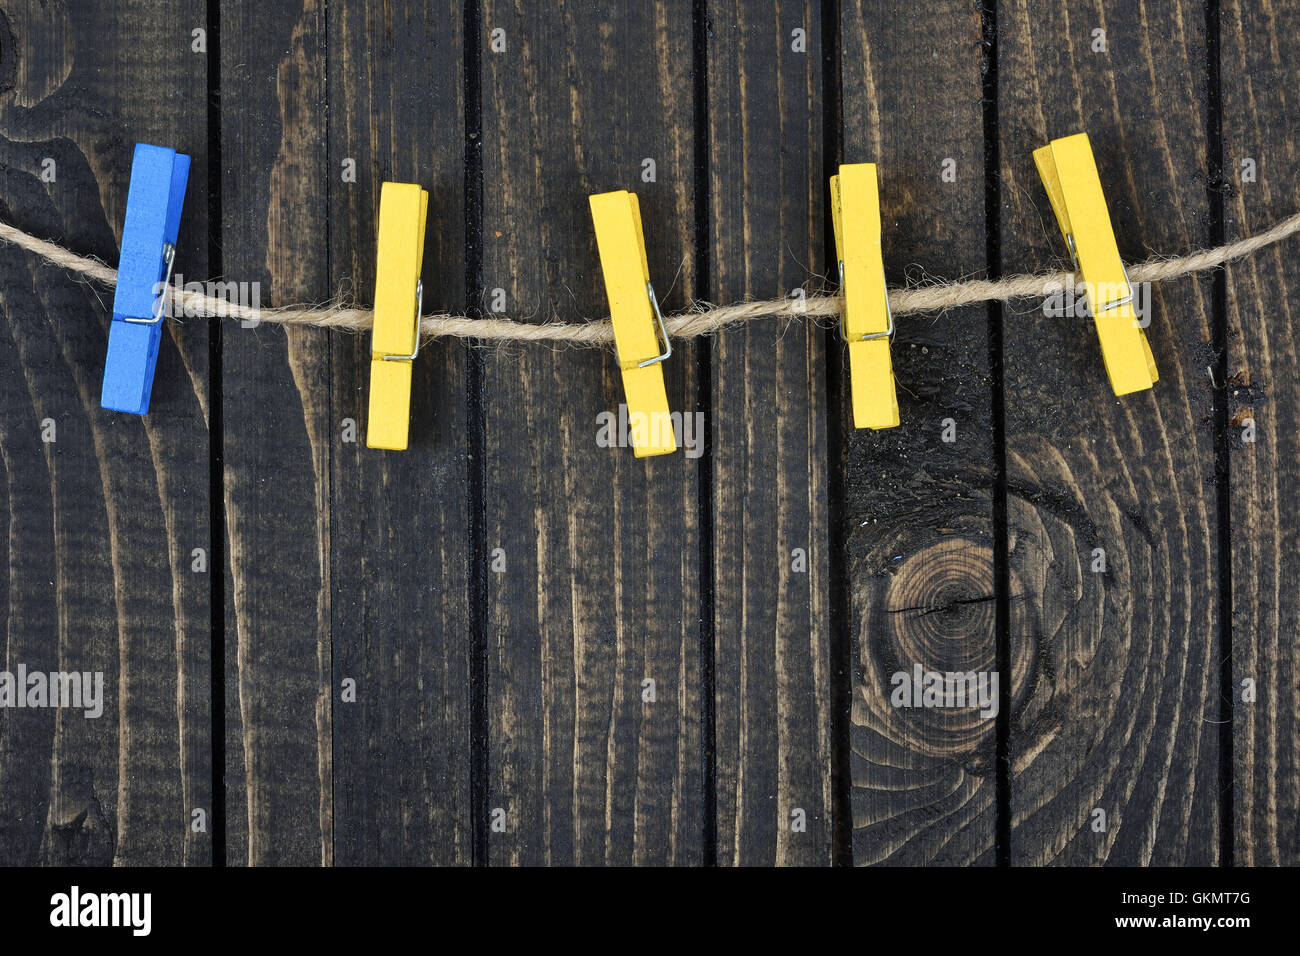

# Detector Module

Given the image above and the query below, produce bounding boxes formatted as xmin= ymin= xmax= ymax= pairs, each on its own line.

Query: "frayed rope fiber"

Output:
xmin=4 ymin=211 xmax=1300 ymax=344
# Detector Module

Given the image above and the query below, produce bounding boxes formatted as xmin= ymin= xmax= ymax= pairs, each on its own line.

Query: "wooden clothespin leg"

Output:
xmin=1034 ymin=132 xmax=1158 ymax=395
xmin=831 ymin=163 xmax=899 ymax=430
xmin=101 ymin=143 xmax=191 ymax=414
xmin=366 ymin=182 xmax=428 ymax=451
xmin=590 ymin=190 xmax=677 ymax=457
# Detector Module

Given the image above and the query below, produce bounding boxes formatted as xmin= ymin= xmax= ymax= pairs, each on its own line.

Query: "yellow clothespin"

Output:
xmin=366 ymin=182 xmax=428 ymax=450
xmin=1034 ymin=132 xmax=1157 ymax=395
xmin=830 ymin=163 xmax=899 ymax=430
xmin=589 ymin=190 xmax=676 ymax=457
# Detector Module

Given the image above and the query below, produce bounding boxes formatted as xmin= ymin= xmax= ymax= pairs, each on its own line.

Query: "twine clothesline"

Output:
xmin=3 ymin=211 xmax=1299 ymax=343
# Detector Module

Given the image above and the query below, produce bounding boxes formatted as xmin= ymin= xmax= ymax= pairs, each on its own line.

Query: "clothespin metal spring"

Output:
xmin=1064 ymin=233 xmax=1135 ymax=315
xmin=379 ymin=279 xmax=423 ymax=363
xmin=637 ymin=281 xmax=671 ymax=368
xmin=837 ymin=258 xmax=894 ymax=343
xmin=124 ymin=242 xmax=176 ymax=326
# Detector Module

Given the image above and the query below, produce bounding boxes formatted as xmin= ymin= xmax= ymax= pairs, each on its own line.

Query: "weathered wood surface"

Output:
xmin=220 ymin=0 xmax=332 ymax=866
xmin=998 ymin=0 xmax=1221 ymax=864
xmin=0 ymin=0 xmax=211 ymax=865
xmin=479 ymin=0 xmax=703 ymax=866
xmin=0 ymin=0 xmax=1294 ymax=867
xmin=841 ymin=0 xmax=1000 ymax=867
xmin=1222 ymin=0 xmax=1300 ymax=867
xmin=327 ymin=0 xmax=472 ymax=868
xmin=708 ymin=0 xmax=832 ymax=866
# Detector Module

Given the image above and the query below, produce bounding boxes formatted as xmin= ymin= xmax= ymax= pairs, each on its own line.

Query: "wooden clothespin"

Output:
xmin=366 ymin=182 xmax=428 ymax=450
xmin=101 ymin=143 xmax=190 ymax=414
xmin=589 ymin=190 xmax=676 ymax=457
xmin=830 ymin=163 xmax=899 ymax=430
xmin=1034 ymin=132 xmax=1157 ymax=394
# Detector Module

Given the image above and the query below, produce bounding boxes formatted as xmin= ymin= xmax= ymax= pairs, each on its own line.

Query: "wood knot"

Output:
xmin=854 ymin=536 xmax=1034 ymax=767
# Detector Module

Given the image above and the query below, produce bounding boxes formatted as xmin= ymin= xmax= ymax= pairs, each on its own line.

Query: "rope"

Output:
xmin=3 ymin=210 xmax=1298 ymax=344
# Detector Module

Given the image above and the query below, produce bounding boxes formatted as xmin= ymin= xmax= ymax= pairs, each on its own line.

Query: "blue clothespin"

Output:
xmin=101 ymin=143 xmax=190 ymax=414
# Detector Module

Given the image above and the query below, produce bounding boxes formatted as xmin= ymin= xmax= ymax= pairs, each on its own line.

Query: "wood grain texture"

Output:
xmin=1221 ymin=0 xmax=1300 ymax=867
xmin=0 ymin=0 xmax=211 ymax=865
xmin=480 ymin=0 xmax=703 ymax=865
xmin=2 ymin=0 xmax=1294 ymax=870
xmin=707 ymin=0 xmax=832 ymax=866
xmin=999 ymin=0 xmax=1220 ymax=865
xmin=841 ymin=0 xmax=998 ymax=866
xmin=327 ymin=0 xmax=472 ymax=866
xmin=220 ymin=0 xmax=333 ymax=865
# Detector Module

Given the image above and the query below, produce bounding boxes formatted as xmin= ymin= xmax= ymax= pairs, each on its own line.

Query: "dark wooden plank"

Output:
xmin=999 ymin=0 xmax=1220 ymax=864
xmin=707 ymin=0 xmax=832 ymax=866
xmin=840 ymin=1 xmax=998 ymax=865
xmin=0 ymin=0 xmax=210 ymax=865
xmin=480 ymin=0 xmax=703 ymax=865
xmin=220 ymin=0 xmax=332 ymax=865
xmin=1221 ymin=0 xmax=1300 ymax=866
xmin=327 ymin=0 xmax=472 ymax=865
